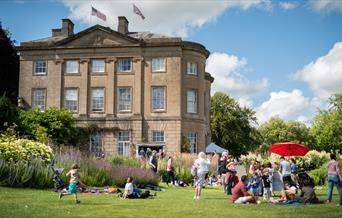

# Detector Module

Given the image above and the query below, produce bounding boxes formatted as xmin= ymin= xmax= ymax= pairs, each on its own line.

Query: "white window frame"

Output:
xmin=187 ymin=90 xmax=197 ymax=114
xmin=186 ymin=62 xmax=197 ymax=75
xmin=118 ymin=87 xmax=132 ymax=112
xmin=90 ymin=133 xmax=103 ymax=157
xmin=188 ymin=132 xmax=197 ymax=153
xmin=64 ymin=88 xmax=78 ymax=112
xmin=117 ymin=59 xmax=132 ymax=73
xmin=32 ymin=89 xmax=46 ymax=111
xmin=66 ymin=60 xmax=79 ymax=74
xmin=91 ymin=59 xmax=105 ymax=73
xmin=34 ymin=61 xmax=47 ymax=75
xmin=152 ymin=131 xmax=165 ymax=142
xmin=152 ymin=58 xmax=166 ymax=72
xmin=152 ymin=87 xmax=166 ymax=112
xmin=91 ymin=88 xmax=105 ymax=112
xmin=118 ymin=131 xmax=130 ymax=156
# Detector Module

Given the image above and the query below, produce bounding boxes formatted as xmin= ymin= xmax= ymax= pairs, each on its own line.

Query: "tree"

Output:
xmin=0 ymin=95 xmax=19 ymax=130
xmin=258 ymin=117 xmax=314 ymax=152
xmin=210 ymin=92 xmax=260 ymax=156
xmin=0 ymin=24 xmax=19 ymax=104
xmin=311 ymin=93 xmax=342 ymax=153
xmin=18 ymin=108 xmax=83 ymax=145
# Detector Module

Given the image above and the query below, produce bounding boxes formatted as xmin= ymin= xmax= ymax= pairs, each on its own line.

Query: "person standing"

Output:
xmin=193 ymin=152 xmax=211 ymax=200
xmin=327 ymin=153 xmax=342 ymax=205
xmin=166 ymin=156 xmax=175 ymax=186
xmin=218 ymin=152 xmax=228 ymax=193
xmin=279 ymin=157 xmax=292 ymax=185
xmin=149 ymin=150 xmax=158 ymax=174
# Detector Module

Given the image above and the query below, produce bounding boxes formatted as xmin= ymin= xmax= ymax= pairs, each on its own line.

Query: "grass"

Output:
xmin=0 ymin=185 xmax=341 ymax=218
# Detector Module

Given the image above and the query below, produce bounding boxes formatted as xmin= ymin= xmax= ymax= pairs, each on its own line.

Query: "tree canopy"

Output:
xmin=210 ymin=92 xmax=260 ymax=156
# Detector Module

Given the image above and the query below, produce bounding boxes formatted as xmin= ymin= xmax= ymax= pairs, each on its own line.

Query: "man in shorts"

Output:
xmin=232 ymin=175 xmax=255 ymax=204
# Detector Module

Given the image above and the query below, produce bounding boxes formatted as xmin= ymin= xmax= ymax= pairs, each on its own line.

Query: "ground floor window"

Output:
xmin=118 ymin=131 xmax=130 ymax=156
xmin=188 ymin=132 xmax=197 ymax=153
xmin=90 ymin=133 xmax=103 ymax=157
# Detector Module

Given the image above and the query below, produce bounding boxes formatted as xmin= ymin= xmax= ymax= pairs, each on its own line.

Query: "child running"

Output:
xmin=59 ymin=163 xmax=82 ymax=204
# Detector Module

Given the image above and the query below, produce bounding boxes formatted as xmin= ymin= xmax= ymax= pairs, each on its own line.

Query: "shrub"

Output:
xmin=0 ymin=155 xmax=53 ymax=188
xmin=309 ymin=166 xmax=327 ymax=186
xmin=110 ymin=155 xmax=140 ymax=168
xmin=0 ymin=131 xmax=53 ymax=163
xmin=110 ymin=165 xmax=158 ymax=187
xmin=296 ymin=150 xmax=330 ymax=171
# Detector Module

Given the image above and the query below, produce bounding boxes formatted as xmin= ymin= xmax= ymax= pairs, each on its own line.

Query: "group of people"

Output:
xmin=231 ymin=154 xmax=342 ymax=205
xmin=58 ymin=150 xmax=341 ymax=206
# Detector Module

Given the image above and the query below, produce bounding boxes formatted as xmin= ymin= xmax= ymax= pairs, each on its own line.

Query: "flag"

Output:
xmin=91 ymin=6 xmax=107 ymax=21
xmin=133 ymin=4 xmax=145 ymax=20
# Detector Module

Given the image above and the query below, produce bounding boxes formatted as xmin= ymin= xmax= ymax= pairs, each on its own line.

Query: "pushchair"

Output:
xmin=51 ymin=167 xmax=68 ymax=192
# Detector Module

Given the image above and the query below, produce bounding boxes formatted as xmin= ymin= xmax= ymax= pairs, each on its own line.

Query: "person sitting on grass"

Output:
xmin=122 ymin=177 xmax=156 ymax=199
xmin=59 ymin=163 xmax=82 ymax=204
xmin=231 ymin=175 xmax=256 ymax=204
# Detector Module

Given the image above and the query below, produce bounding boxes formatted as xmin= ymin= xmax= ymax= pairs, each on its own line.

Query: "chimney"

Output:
xmin=117 ymin=16 xmax=129 ymax=34
xmin=61 ymin=19 xmax=74 ymax=37
xmin=52 ymin=28 xmax=62 ymax=37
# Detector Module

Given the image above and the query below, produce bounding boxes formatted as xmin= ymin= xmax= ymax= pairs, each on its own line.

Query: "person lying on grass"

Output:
xmin=59 ymin=163 xmax=82 ymax=204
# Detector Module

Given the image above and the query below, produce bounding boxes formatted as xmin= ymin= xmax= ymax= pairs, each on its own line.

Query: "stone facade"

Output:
xmin=17 ymin=17 xmax=214 ymax=156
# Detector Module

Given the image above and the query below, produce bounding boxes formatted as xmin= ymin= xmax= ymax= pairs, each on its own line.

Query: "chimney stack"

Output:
xmin=61 ymin=19 xmax=74 ymax=37
xmin=117 ymin=16 xmax=129 ymax=34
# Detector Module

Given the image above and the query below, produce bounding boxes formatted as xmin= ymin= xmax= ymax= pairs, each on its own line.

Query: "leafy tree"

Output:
xmin=18 ymin=108 xmax=83 ymax=145
xmin=210 ymin=92 xmax=260 ymax=156
xmin=0 ymin=95 xmax=19 ymax=130
xmin=258 ymin=117 xmax=314 ymax=152
xmin=0 ymin=24 xmax=19 ymax=103
xmin=311 ymin=93 xmax=342 ymax=153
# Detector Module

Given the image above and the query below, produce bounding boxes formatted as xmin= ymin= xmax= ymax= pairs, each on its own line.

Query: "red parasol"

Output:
xmin=268 ymin=142 xmax=310 ymax=156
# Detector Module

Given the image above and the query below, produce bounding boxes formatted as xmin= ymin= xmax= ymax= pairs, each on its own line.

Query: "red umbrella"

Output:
xmin=268 ymin=142 xmax=310 ymax=156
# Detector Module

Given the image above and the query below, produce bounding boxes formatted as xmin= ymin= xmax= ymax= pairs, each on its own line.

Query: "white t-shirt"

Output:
xmin=195 ymin=157 xmax=210 ymax=174
xmin=125 ymin=182 xmax=134 ymax=195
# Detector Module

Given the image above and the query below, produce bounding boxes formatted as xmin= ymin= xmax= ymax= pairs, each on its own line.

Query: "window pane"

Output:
xmin=91 ymin=88 xmax=104 ymax=112
xmin=152 ymin=131 xmax=164 ymax=142
xmin=90 ymin=133 xmax=102 ymax=157
xmin=66 ymin=61 xmax=79 ymax=74
xmin=35 ymin=61 xmax=46 ymax=74
xmin=92 ymin=60 xmax=105 ymax=73
xmin=152 ymin=58 xmax=166 ymax=72
xmin=118 ymin=59 xmax=132 ymax=72
xmin=188 ymin=132 xmax=197 ymax=153
xmin=118 ymin=88 xmax=131 ymax=112
xmin=118 ymin=131 xmax=130 ymax=156
xmin=65 ymin=89 xmax=78 ymax=112
xmin=152 ymin=87 xmax=165 ymax=111
xmin=187 ymin=90 xmax=197 ymax=113
xmin=186 ymin=62 xmax=197 ymax=75
xmin=32 ymin=89 xmax=45 ymax=111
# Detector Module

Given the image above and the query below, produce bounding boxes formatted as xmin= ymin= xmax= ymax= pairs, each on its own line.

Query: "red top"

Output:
xmin=231 ymin=181 xmax=249 ymax=202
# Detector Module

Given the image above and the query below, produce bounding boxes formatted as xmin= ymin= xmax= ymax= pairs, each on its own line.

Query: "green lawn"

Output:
xmin=0 ymin=185 xmax=341 ymax=218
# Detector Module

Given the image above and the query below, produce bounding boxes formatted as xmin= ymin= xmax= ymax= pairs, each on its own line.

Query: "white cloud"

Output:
xmin=308 ymin=0 xmax=342 ymax=14
xmin=255 ymin=89 xmax=311 ymax=124
xmin=279 ymin=1 xmax=299 ymax=10
xmin=293 ymin=42 xmax=342 ymax=100
xmin=61 ymin=0 xmax=272 ymax=37
xmin=206 ymin=52 xmax=269 ymax=103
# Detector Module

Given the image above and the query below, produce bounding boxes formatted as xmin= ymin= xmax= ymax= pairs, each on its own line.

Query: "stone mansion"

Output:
xmin=17 ymin=17 xmax=213 ymax=156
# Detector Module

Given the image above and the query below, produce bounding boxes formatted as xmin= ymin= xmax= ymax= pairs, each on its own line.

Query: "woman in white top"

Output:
xmin=123 ymin=177 xmax=134 ymax=199
xmin=193 ymin=152 xmax=211 ymax=200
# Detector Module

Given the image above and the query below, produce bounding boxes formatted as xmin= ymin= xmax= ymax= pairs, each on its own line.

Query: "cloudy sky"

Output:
xmin=1 ymin=0 xmax=342 ymax=125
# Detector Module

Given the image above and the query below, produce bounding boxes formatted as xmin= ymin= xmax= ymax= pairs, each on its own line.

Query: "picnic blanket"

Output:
xmin=275 ymin=200 xmax=304 ymax=206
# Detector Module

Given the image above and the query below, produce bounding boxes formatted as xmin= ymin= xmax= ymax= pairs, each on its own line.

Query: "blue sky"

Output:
xmin=1 ymin=0 xmax=342 ymax=125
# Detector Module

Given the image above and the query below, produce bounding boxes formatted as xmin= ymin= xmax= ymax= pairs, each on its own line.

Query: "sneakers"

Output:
xmin=59 ymin=193 xmax=63 ymax=199
xmin=76 ymin=200 xmax=81 ymax=204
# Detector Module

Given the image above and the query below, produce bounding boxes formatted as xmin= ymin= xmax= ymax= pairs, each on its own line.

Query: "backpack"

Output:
xmin=191 ymin=165 xmax=197 ymax=177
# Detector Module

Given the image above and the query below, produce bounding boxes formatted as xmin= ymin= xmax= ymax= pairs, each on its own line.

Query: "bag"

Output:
xmin=191 ymin=165 xmax=197 ymax=177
